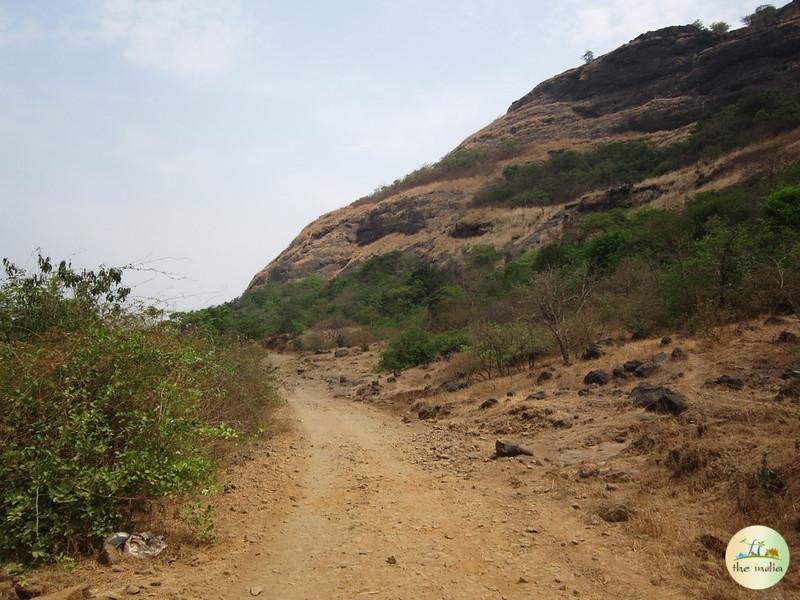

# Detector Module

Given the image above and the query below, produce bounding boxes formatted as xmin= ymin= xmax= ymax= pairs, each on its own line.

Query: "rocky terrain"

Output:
xmin=16 ymin=318 xmax=799 ymax=599
xmin=249 ymin=1 xmax=800 ymax=288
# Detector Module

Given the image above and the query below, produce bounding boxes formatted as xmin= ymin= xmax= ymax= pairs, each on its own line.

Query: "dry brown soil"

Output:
xmin=32 ymin=320 xmax=800 ymax=600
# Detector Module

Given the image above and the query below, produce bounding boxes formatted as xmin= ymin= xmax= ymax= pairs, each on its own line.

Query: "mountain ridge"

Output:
xmin=249 ymin=1 xmax=800 ymax=290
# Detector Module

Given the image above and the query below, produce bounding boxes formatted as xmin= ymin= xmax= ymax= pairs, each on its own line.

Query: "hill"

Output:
xmin=248 ymin=1 xmax=800 ymax=288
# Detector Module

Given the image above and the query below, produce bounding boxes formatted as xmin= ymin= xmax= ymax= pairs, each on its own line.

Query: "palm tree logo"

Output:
xmin=735 ymin=538 xmax=779 ymax=561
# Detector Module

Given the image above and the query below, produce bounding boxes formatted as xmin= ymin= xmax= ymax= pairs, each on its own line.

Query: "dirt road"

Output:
xmin=60 ymin=364 xmax=689 ymax=599
xmin=225 ymin=374 xmax=682 ymax=600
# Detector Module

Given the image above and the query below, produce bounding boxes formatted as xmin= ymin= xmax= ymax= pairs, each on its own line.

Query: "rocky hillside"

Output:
xmin=249 ymin=1 xmax=800 ymax=289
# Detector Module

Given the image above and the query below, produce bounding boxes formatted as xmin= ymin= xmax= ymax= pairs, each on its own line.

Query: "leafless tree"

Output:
xmin=517 ymin=266 xmax=595 ymax=365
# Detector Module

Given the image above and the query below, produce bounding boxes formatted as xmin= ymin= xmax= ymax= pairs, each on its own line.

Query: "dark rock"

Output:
xmin=623 ymin=360 xmax=643 ymax=373
xmin=630 ymin=383 xmax=687 ymax=415
xmin=439 ymin=380 xmax=465 ymax=393
xmin=777 ymin=330 xmax=799 ymax=344
xmin=450 ymin=222 xmax=493 ymax=238
xmin=612 ymin=367 xmax=629 ymax=380
xmin=386 ymin=555 xmax=397 ymax=565
xmin=578 ymin=183 xmax=635 ymax=213
xmin=660 ymin=336 xmax=672 ymax=345
xmin=714 ymin=374 xmax=744 ymax=390
xmin=633 ymin=361 xmax=659 ymax=378
xmin=418 ymin=405 xmax=448 ymax=420
xmin=651 ymin=352 xmax=669 ymax=363
xmin=493 ymin=439 xmax=533 ymax=458
xmin=506 ymin=391 xmax=515 ymax=397
xmin=551 ymin=417 xmax=573 ymax=429
xmin=356 ymin=200 xmax=427 ymax=246
xmin=386 ymin=377 xmax=396 ymax=383
xmin=776 ymin=384 xmax=800 ymax=401
xmin=334 ymin=348 xmax=349 ymax=358
xmin=671 ymin=347 xmax=686 ymax=360
xmin=581 ymin=345 xmax=603 ymax=360
xmin=480 ymin=398 xmax=499 ymax=410
xmin=764 ymin=316 xmax=787 ymax=325
xmin=537 ymin=371 xmax=553 ymax=383
xmin=584 ymin=370 xmax=610 ymax=385
xmin=526 ymin=391 xmax=546 ymax=400
xmin=339 ymin=375 xmax=347 ymax=384
xmin=393 ymin=370 xmax=401 ymax=378
xmin=600 ymin=504 xmax=631 ymax=522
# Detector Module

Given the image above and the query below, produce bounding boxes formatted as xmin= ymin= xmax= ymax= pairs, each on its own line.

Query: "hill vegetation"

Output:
xmin=0 ymin=256 xmax=278 ymax=564
xmin=181 ymin=164 xmax=800 ymax=372
xmin=474 ymin=90 xmax=800 ymax=208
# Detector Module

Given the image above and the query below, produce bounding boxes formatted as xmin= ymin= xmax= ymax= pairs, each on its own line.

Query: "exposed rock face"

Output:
xmin=248 ymin=4 xmax=800 ymax=289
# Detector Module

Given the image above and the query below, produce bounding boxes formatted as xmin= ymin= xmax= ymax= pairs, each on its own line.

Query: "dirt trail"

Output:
xmin=45 ymin=358 xmax=696 ymax=599
xmin=227 ymin=372 xmax=682 ymax=600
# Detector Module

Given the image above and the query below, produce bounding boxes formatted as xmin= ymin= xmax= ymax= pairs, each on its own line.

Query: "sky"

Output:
xmin=0 ymin=0 xmax=760 ymax=310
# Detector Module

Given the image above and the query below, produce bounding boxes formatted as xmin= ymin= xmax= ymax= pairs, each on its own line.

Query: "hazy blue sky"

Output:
xmin=1 ymin=0 xmax=758 ymax=309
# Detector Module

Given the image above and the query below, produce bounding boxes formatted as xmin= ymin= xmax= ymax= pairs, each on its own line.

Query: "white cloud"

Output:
xmin=568 ymin=0 xmax=752 ymax=54
xmin=94 ymin=0 xmax=245 ymax=79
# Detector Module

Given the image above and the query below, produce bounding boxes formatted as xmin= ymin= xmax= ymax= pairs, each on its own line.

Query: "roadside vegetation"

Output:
xmin=183 ymin=165 xmax=800 ymax=374
xmin=0 ymin=256 xmax=279 ymax=565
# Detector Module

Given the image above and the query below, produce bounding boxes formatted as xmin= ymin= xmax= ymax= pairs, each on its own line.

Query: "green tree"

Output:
xmin=710 ymin=21 xmax=730 ymax=34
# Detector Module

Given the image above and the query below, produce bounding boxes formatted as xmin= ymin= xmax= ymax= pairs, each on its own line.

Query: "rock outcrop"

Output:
xmin=249 ymin=3 xmax=800 ymax=289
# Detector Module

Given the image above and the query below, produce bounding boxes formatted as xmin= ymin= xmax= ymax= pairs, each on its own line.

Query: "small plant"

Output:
xmin=754 ymin=453 xmax=785 ymax=494
xmin=179 ymin=501 xmax=216 ymax=545
xmin=55 ymin=553 xmax=76 ymax=573
xmin=582 ymin=50 xmax=595 ymax=64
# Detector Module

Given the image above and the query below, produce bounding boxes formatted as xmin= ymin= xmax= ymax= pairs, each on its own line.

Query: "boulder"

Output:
xmin=651 ymin=352 xmax=669 ymax=363
xmin=581 ymin=345 xmax=603 ymax=360
xmin=536 ymin=371 xmax=553 ymax=384
xmin=630 ymin=383 xmax=687 ymax=415
xmin=493 ymin=439 xmax=533 ymax=458
xmin=777 ymin=330 xmax=799 ymax=344
xmin=623 ymin=359 xmax=643 ymax=373
xmin=526 ymin=391 xmax=546 ymax=400
xmin=418 ymin=405 xmax=448 ymax=420
xmin=583 ymin=370 xmax=610 ymax=385
xmin=601 ymin=504 xmax=632 ymax=523
xmin=660 ymin=336 xmax=672 ymax=346
xmin=612 ymin=367 xmax=629 ymax=380
xmin=633 ymin=361 xmax=659 ymax=378
xmin=671 ymin=347 xmax=686 ymax=360
xmin=714 ymin=374 xmax=744 ymax=390
xmin=334 ymin=348 xmax=349 ymax=358
xmin=479 ymin=398 xmax=498 ymax=410
xmin=551 ymin=416 xmax=574 ymax=429
xmin=439 ymin=380 xmax=465 ymax=393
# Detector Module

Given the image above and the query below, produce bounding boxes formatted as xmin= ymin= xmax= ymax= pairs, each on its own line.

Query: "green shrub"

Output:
xmin=474 ymin=91 xmax=800 ymax=209
xmin=377 ymin=328 xmax=466 ymax=371
xmin=0 ymin=256 xmax=277 ymax=563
